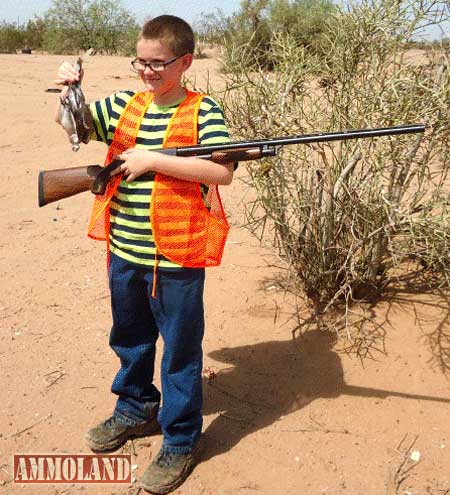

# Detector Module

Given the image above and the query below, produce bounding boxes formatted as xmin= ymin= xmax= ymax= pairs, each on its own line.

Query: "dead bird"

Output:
xmin=57 ymin=57 xmax=94 ymax=151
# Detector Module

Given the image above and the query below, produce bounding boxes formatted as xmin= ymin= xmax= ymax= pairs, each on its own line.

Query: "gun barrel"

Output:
xmin=174 ymin=124 xmax=426 ymax=156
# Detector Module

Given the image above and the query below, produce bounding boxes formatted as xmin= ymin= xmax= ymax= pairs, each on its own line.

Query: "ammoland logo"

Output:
xmin=13 ymin=454 xmax=131 ymax=484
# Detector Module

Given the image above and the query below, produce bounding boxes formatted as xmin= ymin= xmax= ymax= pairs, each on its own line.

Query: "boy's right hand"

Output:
xmin=55 ymin=61 xmax=83 ymax=85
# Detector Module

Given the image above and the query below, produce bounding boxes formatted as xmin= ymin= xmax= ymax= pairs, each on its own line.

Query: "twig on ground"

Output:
xmin=219 ymin=412 xmax=256 ymax=425
xmin=208 ymin=382 xmax=271 ymax=411
xmin=129 ymin=439 xmax=137 ymax=456
xmin=94 ymin=292 xmax=110 ymax=301
xmin=386 ymin=433 xmax=421 ymax=495
xmin=280 ymin=426 xmax=350 ymax=434
xmin=273 ymin=299 xmax=280 ymax=324
xmin=43 ymin=369 xmax=65 ymax=387
xmin=7 ymin=413 xmax=52 ymax=439
xmin=0 ymin=308 xmax=23 ymax=320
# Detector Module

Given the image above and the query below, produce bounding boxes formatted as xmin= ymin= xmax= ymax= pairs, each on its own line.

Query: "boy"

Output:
xmin=55 ymin=15 xmax=234 ymax=494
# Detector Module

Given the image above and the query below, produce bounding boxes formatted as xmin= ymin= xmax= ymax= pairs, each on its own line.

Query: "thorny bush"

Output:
xmin=208 ymin=0 xmax=450 ymax=365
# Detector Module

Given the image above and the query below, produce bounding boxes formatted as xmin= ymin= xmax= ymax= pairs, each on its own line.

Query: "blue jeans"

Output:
xmin=108 ymin=252 xmax=205 ymax=454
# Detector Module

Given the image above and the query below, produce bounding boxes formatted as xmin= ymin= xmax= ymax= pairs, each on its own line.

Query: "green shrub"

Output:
xmin=43 ymin=0 xmax=139 ymax=54
xmin=23 ymin=17 xmax=46 ymax=50
xmin=0 ymin=22 xmax=25 ymax=53
xmin=216 ymin=0 xmax=337 ymax=70
xmin=42 ymin=26 xmax=79 ymax=54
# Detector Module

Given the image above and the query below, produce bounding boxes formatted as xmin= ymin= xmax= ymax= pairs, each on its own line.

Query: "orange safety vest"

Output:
xmin=87 ymin=90 xmax=230 ymax=269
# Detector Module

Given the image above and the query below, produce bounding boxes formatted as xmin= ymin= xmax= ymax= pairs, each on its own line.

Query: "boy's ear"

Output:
xmin=181 ymin=53 xmax=193 ymax=71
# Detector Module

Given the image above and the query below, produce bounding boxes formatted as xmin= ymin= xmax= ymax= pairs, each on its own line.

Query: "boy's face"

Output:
xmin=135 ymin=38 xmax=193 ymax=97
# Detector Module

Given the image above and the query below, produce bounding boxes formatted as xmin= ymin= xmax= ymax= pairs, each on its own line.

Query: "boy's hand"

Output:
xmin=55 ymin=61 xmax=83 ymax=85
xmin=115 ymin=149 xmax=158 ymax=182
xmin=114 ymin=148 xmax=233 ymax=185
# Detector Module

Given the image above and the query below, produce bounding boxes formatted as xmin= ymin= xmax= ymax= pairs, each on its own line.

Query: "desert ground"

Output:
xmin=0 ymin=51 xmax=449 ymax=495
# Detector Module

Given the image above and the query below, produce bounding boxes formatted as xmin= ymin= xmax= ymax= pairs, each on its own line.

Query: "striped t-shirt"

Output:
xmin=89 ymin=90 xmax=231 ymax=269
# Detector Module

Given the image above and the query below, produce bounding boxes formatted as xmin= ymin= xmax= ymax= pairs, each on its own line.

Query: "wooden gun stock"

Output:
xmin=38 ymin=160 xmax=123 ymax=207
xmin=38 ymin=165 xmax=102 ymax=207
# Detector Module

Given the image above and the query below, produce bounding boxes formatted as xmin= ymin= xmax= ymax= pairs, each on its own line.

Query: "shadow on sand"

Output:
xmin=201 ymin=330 xmax=449 ymax=461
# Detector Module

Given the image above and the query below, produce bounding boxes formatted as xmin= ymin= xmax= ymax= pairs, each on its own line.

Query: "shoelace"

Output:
xmin=156 ymin=451 xmax=175 ymax=468
xmin=104 ymin=416 xmax=119 ymax=428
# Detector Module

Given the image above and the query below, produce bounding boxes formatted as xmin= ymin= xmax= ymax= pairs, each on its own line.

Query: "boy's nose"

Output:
xmin=143 ymin=65 xmax=157 ymax=74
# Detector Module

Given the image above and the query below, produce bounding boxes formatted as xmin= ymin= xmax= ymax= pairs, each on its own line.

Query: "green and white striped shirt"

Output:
xmin=89 ymin=90 xmax=231 ymax=269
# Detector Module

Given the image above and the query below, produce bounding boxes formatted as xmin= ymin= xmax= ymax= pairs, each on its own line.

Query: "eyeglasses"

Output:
xmin=131 ymin=54 xmax=185 ymax=73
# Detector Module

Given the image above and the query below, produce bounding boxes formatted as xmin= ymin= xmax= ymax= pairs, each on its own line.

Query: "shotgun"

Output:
xmin=38 ymin=123 xmax=425 ymax=207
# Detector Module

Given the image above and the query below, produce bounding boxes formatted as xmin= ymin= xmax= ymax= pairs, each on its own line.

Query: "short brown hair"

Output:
xmin=139 ymin=15 xmax=195 ymax=56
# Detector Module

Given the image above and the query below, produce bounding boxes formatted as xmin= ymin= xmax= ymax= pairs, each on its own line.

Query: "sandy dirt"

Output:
xmin=0 ymin=52 xmax=449 ymax=495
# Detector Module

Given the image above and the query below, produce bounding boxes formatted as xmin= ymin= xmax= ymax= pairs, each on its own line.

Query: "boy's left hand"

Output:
xmin=115 ymin=148 xmax=158 ymax=182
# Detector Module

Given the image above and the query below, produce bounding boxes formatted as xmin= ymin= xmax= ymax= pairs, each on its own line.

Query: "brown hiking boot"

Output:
xmin=85 ymin=415 xmax=160 ymax=452
xmin=140 ymin=446 xmax=199 ymax=494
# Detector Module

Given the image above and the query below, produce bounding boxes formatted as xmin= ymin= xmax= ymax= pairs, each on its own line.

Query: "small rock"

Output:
xmin=410 ymin=450 xmax=421 ymax=462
